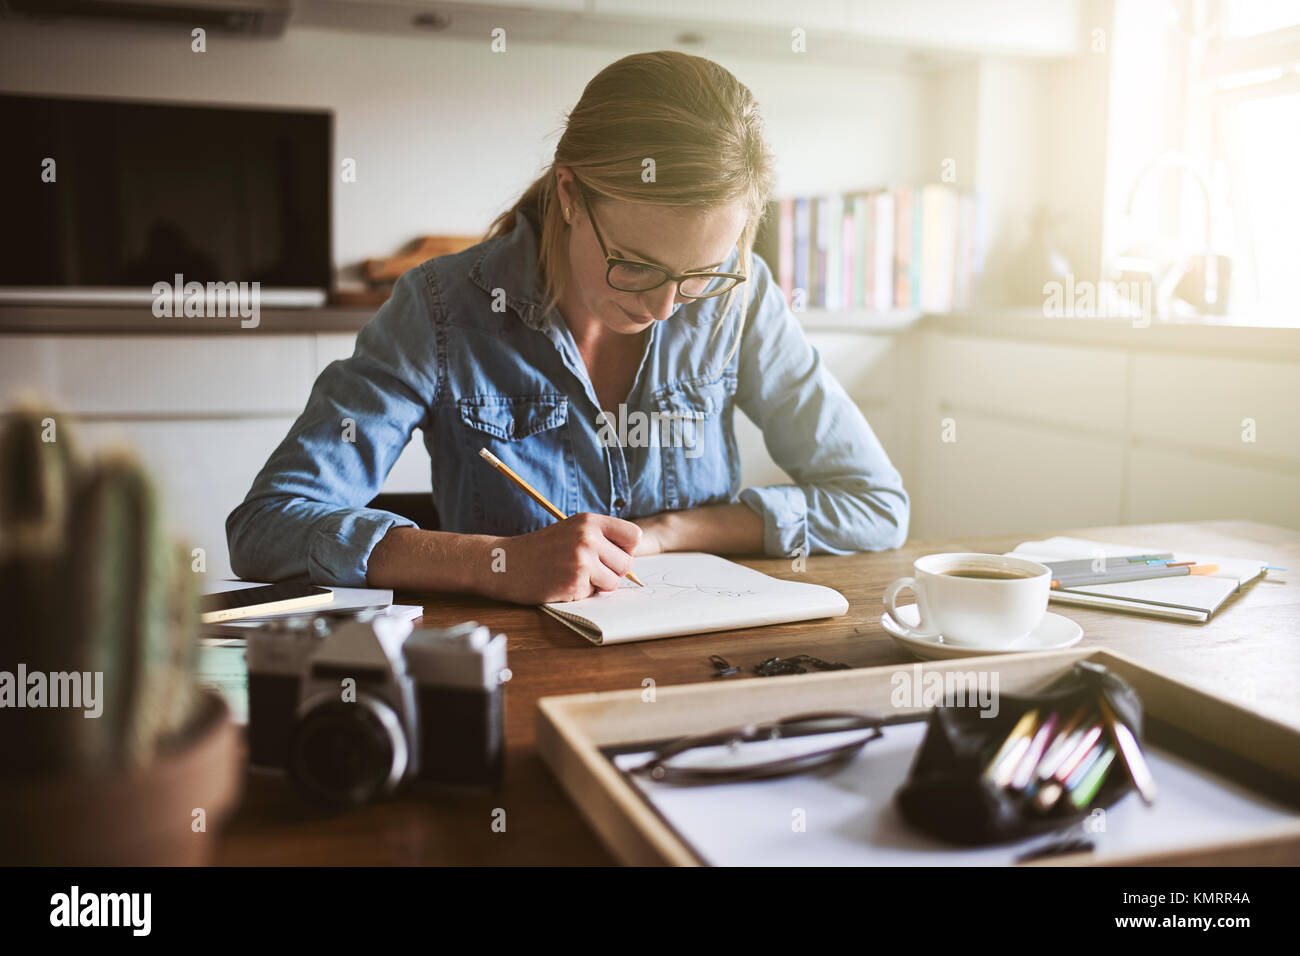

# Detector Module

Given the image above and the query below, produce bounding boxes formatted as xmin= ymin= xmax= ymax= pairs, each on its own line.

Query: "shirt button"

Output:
xmin=614 ymin=497 xmax=627 ymax=510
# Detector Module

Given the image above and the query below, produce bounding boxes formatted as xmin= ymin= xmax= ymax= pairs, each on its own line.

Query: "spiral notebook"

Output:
xmin=541 ymin=552 xmax=849 ymax=645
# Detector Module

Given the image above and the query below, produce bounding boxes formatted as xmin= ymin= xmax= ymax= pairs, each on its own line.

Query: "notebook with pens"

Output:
xmin=1006 ymin=536 xmax=1269 ymax=622
xmin=541 ymin=552 xmax=849 ymax=645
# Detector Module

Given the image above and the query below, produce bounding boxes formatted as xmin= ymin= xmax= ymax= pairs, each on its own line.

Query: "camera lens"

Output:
xmin=287 ymin=698 xmax=408 ymax=806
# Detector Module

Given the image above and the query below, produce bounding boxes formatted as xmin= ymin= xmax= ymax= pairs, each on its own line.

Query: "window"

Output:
xmin=1199 ymin=1 xmax=1300 ymax=322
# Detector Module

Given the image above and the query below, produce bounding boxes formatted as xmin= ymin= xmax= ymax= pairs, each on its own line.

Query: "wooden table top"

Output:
xmin=213 ymin=519 xmax=1299 ymax=866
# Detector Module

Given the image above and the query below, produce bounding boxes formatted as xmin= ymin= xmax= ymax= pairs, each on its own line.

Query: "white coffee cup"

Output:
xmin=883 ymin=552 xmax=1051 ymax=648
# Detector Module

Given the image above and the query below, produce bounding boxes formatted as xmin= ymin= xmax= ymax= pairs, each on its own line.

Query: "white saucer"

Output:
xmin=880 ymin=604 xmax=1083 ymax=660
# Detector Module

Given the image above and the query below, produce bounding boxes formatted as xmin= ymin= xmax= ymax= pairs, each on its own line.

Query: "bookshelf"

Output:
xmin=755 ymin=187 xmax=984 ymax=321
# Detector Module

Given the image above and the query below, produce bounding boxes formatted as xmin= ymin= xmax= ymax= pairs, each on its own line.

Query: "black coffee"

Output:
xmin=941 ymin=568 xmax=1033 ymax=580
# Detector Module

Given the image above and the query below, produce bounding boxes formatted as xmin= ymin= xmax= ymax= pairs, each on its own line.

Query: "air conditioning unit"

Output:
xmin=0 ymin=0 xmax=291 ymax=36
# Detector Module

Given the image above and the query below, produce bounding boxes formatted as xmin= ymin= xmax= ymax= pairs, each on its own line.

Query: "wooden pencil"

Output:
xmin=478 ymin=447 xmax=644 ymax=588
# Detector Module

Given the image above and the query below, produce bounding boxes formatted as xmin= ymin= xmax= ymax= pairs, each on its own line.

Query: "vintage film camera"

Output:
xmin=245 ymin=612 xmax=509 ymax=805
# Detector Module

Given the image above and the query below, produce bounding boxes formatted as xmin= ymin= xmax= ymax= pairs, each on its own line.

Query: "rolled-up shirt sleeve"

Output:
xmin=734 ymin=254 xmax=910 ymax=557
xmin=226 ymin=268 xmax=440 ymax=585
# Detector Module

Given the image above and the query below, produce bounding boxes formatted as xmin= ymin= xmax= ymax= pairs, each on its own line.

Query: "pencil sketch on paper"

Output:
xmin=618 ymin=569 xmax=758 ymax=601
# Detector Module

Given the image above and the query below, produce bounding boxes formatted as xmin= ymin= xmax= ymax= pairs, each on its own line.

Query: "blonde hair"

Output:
xmin=485 ymin=50 xmax=776 ymax=367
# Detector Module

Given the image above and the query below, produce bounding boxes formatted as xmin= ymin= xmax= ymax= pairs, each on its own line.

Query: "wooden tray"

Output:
xmin=537 ymin=648 xmax=1300 ymax=866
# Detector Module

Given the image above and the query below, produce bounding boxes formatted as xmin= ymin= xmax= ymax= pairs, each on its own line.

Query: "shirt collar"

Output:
xmin=468 ymin=205 xmax=551 ymax=330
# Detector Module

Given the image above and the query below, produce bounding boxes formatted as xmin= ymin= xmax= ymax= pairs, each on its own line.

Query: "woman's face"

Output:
xmin=556 ymin=168 xmax=748 ymax=336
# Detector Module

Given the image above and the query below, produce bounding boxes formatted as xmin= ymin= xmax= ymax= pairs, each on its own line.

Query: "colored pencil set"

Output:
xmin=981 ymin=694 xmax=1157 ymax=815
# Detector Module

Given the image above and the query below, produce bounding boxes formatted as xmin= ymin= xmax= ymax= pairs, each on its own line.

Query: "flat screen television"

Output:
xmin=0 ymin=93 xmax=332 ymax=307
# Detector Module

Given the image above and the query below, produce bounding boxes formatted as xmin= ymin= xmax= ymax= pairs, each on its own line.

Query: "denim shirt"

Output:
xmin=226 ymin=207 xmax=909 ymax=586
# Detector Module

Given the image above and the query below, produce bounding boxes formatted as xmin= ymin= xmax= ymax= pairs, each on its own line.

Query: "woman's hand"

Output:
xmin=368 ymin=505 xmax=761 ymax=600
xmin=481 ymin=513 xmax=643 ymax=604
xmin=631 ymin=513 xmax=672 ymax=556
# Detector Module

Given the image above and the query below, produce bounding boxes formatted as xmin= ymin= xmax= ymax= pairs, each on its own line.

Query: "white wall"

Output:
xmin=916 ymin=0 xmax=1114 ymax=308
xmin=0 ymin=20 xmax=927 ymax=285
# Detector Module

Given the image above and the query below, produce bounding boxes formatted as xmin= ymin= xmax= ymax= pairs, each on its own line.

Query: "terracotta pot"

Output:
xmin=0 ymin=688 xmax=244 ymax=865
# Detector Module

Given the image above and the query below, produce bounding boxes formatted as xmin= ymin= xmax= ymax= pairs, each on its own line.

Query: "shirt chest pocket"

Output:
xmin=652 ymin=373 xmax=736 ymax=511
xmin=456 ymin=394 xmax=577 ymax=530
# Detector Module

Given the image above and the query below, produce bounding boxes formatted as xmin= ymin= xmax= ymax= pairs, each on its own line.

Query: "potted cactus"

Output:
xmin=0 ymin=403 xmax=243 ymax=865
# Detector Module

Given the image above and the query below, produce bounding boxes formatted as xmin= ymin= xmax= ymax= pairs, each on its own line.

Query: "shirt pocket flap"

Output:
xmin=458 ymin=394 xmax=568 ymax=441
xmin=652 ymin=373 xmax=733 ymax=419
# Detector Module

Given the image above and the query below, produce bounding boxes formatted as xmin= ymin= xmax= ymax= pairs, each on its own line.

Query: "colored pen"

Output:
xmin=1063 ymin=741 xmax=1105 ymax=791
xmin=1069 ymin=745 xmax=1118 ymax=809
xmin=1029 ymin=709 xmax=1093 ymax=811
xmin=984 ymin=709 xmax=1040 ymax=786
xmin=1035 ymin=706 xmax=1092 ymax=780
xmin=1040 ymin=707 xmax=1092 ymax=764
xmin=1043 ymin=553 xmax=1175 ymax=574
xmin=1051 ymin=564 xmax=1219 ymax=588
xmin=1098 ymin=696 xmax=1158 ymax=805
xmin=1052 ymin=722 xmax=1105 ymax=782
xmin=1011 ymin=712 xmax=1059 ymax=790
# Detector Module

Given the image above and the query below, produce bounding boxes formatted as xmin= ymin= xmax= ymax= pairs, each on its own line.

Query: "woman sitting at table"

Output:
xmin=227 ymin=50 xmax=909 ymax=604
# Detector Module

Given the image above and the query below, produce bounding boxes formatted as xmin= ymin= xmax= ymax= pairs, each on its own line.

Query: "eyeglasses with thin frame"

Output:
xmin=575 ymin=180 xmax=748 ymax=300
xmin=625 ymin=711 xmax=884 ymax=785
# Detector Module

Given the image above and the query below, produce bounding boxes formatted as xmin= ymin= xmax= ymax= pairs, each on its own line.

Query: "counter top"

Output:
xmin=0 ymin=304 xmax=376 ymax=335
xmin=3 ymin=303 xmax=1298 ymax=359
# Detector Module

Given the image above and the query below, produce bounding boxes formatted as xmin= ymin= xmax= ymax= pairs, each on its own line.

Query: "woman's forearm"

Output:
xmin=639 ymin=502 xmax=764 ymax=555
xmin=368 ymin=504 xmax=764 ymax=593
xmin=366 ymin=526 xmax=499 ymax=593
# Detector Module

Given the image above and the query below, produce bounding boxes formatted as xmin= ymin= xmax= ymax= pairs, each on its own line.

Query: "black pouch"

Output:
xmin=894 ymin=660 xmax=1143 ymax=845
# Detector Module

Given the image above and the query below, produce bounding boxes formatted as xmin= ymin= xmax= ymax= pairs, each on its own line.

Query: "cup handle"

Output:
xmin=883 ymin=576 xmax=940 ymax=638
